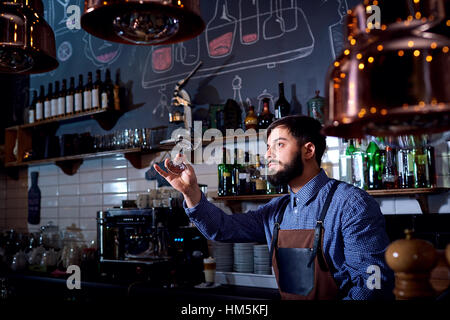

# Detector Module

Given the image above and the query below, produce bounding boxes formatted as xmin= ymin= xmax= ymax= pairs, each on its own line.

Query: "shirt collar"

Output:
xmin=289 ymin=169 xmax=330 ymax=208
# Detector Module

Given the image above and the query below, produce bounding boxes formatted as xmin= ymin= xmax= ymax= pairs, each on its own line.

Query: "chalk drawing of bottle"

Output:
xmin=329 ymin=0 xmax=349 ymax=60
xmin=232 ymin=75 xmax=246 ymax=127
xmin=151 ymin=44 xmax=174 ymax=73
xmin=206 ymin=0 xmax=237 ymax=58
xmin=257 ymin=89 xmax=275 ymax=115
xmin=239 ymin=0 xmax=259 ymax=45
xmin=177 ymin=37 xmax=200 ymax=66
xmin=279 ymin=0 xmax=298 ymax=33
xmin=263 ymin=0 xmax=285 ymax=40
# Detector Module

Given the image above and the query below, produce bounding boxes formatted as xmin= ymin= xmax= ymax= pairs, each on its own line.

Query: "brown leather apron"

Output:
xmin=269 ymin=181 xmax=340 ymax=300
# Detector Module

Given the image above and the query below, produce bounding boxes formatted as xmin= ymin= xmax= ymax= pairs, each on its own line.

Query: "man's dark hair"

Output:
xmin=266 ymin=115 xmax=326 ymax=166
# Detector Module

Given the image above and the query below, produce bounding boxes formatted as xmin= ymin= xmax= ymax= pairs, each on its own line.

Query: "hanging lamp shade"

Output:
xmin=81 ymin=0 xmax=205 ymax=45
xmin=322 ymin=0 xmax=450 ymax=138
xmin=0 ymin=0 xmax=58 ymax=74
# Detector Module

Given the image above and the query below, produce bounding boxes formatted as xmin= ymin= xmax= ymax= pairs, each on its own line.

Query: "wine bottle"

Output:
xmin=58 ymin=79 xmax=66 ymax=117
xmin=257 ymin=98 xmax=274 ymax=129
xmin=74 ymin=74 xmax=83 ymax=113
xmin=28 ymin=90 xmax=37 ymax=124
xmin=274 ymin=81 xmax=290 ymax=119
xmin=92 ymin=69 xmax=101 ymax=109
xmin=35 ymin=85 xmax=44 ymax=121
xmin=84 ymin=72 xmax=93 ymax=111
xmin=51 ymin=81 xmax=59 ymax=118
xmin=113 ymin=70 xmax=121 ymax=111
xmin=232 ymin=148 xmax=243 ymax=196
xmin=102 ymin=69 xmax=114 ymax=110
xmin=366 ymin=140 xmax=382 ymax=190
xmin=44 ymin=83 xmax=52 ymax=119
xmin=66 ymin=77 xmax=75 ymax=115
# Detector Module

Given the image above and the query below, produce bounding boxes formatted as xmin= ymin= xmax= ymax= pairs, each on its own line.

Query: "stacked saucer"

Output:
xmin=212 ymin=241 xmax=233 ymax=272
xmin=233 ymin=242 xmax=257 ymax=273
xmin=253 ymin=244 xmax=272 ymax=275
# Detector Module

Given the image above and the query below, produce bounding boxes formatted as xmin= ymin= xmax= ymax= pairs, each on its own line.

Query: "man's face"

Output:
xmin=265 ymin=126 xmax=304 ymax=186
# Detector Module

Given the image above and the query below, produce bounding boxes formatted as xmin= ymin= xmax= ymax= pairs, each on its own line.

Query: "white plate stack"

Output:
xmin=233 ymin=242 xmax=257 ymax=273
xmin=253 ymin=244 xmax=272 ymax=275
xmin=212 ymin=241 xmax=233 ymax=272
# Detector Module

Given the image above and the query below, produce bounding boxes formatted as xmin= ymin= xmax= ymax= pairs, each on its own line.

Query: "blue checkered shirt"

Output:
xmin=184 ymin=169 xmax=395 ymax=300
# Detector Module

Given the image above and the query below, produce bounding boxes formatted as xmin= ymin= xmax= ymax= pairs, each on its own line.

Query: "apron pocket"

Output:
xmin=277 ymin=247 xmax=315 ymax=296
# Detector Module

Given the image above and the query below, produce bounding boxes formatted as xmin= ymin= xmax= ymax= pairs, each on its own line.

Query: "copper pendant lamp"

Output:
xmin=81 ymin=0 xmax=205 ymax=45
xmin=323 ymin=0 xmax=450 ymax=138
xmin=0 ymin=0 xmax=58 ymax=74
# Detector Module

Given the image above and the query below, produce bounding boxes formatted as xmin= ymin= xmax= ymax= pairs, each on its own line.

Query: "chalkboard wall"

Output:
xmin=30 ymin=0 xmax=362 ymax=137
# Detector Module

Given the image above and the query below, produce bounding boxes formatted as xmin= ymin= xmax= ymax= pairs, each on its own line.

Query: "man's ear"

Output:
xmin=303 ymin=142 xmax=316 ymax=161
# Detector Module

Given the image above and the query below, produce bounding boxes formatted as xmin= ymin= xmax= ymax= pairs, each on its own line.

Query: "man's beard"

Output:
xmin=267 ymin=152 xmax=304 ymax=186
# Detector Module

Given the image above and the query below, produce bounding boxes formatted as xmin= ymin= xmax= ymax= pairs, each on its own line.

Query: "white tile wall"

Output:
xmin=1 ymin=136 xmax=450 ymax=246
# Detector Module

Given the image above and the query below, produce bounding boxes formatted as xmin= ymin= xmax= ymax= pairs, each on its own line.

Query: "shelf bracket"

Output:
xmin=414 ymin=194 xmax=431 ymax=215
xmin=55 ymin=159 xmax=83 ymax=176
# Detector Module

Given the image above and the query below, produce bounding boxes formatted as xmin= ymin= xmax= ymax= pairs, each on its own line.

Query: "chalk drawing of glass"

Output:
xmin=206 ymin=0 xmax=237 ymax=58
xmin=176 ymin=37 xmax=200 ymax=66
xmin=279 ymin=0 xmax=298 ymax=33
xmin=329 ymin=0 xmax=348 ymax=60
xmin=239 ymin=0 xmax=260 ymax=45
xmin=263 ymin=0 xmax=285 ymax=40
xmin=151 ymin=44 xmax=174 ymax=73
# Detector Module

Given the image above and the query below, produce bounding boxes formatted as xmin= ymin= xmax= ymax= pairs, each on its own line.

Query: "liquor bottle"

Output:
xmin=28 ymin=171 xmax=41 ymax=225
xmin=351 ymin=139 xmax=367 ymax=189
xmin=113 ymin=70 xmax=121 ymax=111
xmin=247 ymin=153 xmax=256 ymax=194
xmin=51 ymin=81 xmax=59 ymax=118
xmin=414 ymin=146 xmax=431 ymax=188
xmin=397 ymin=147 xmax=415 ymax=188
xmin=339 ymin=139 xmax=352 ymax=184
xmin=35 ymin=85 xmax=44 ymax=121
xmin=66 ymin=77 xmax=75 ymax=115
xmin=102 ymin=69 xmax=114 ymax=110
xmin=74 ymin=74 xmax=84 ymax=113
xmin=257 ymin=98 xmax=274 ymax=129
xmin=252 ymin=155 xmax=267 ymax=195
xmin=58 ymin=79 xmax=66 ymax=117
xmin=274 ymin=82 xmax=291 ymax=119
xmin=84 ymin=72 xmax=93 ymax=111
xmin=232 ymin=148 xmax=243 ymax=196
xmin=244 ymin=105 xmax=258 ymax=130
xmin=218 ymin=148 xmax=233 ymax=196
xmin=307 ymin=90 xmax=326 ymax=124
xmin=235 ymin=149 xmax=249 ymax=195
xmin=28 ymin=90 xmax=37 ymax=124
xmin=265 ymin=155 xmax=277 ymax=195
xmin=92 ymin=69 xmax=101 ymax=109
xmin=366 ymin=140 xmax=382 ymax=190
xmin=382 ymin=145 xmax=398 ymax=189
xmin=44 ymin=82 xmax=52 ymax=119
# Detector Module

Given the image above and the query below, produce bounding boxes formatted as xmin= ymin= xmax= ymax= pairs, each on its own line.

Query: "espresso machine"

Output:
xmin=97 ymin=205 xmax=209 ymax=286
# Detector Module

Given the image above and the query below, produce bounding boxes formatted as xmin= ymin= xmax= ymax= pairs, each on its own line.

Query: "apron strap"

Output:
xmin=307 ymin=180 xmax=340 ymax=267
xmin=269 ymin=196 xmax=290 ymax=267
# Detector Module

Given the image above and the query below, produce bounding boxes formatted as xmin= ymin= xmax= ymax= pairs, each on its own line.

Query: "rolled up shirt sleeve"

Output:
xmin=183 ymin=192 xmax=267 ymax=243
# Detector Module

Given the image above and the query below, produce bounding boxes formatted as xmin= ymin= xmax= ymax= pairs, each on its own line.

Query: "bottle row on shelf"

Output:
xmin=27 ymin=69 xmax=121 ymax=124
xmin=339 ymin=137 xmax=436 ymax=190
xmin=217 ymin=148 xmax=288 ymax=197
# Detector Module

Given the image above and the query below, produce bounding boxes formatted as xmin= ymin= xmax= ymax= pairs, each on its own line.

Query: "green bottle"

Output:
xmin=218 ymin=148 xmax=233 ymax=196
xmin=366 ymin=140 xmax=382 ymax=190
xmin=351 ymin=139 xmax=368 ymax=190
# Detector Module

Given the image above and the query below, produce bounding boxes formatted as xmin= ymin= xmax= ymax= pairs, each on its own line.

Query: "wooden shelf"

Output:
xmin=19 ymin=108 xmax=124 ymax=131
xmin=213 ymin=187 xmax=450 ymax=214
xmin=3 ymin=147 xmax=163 ymax=175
